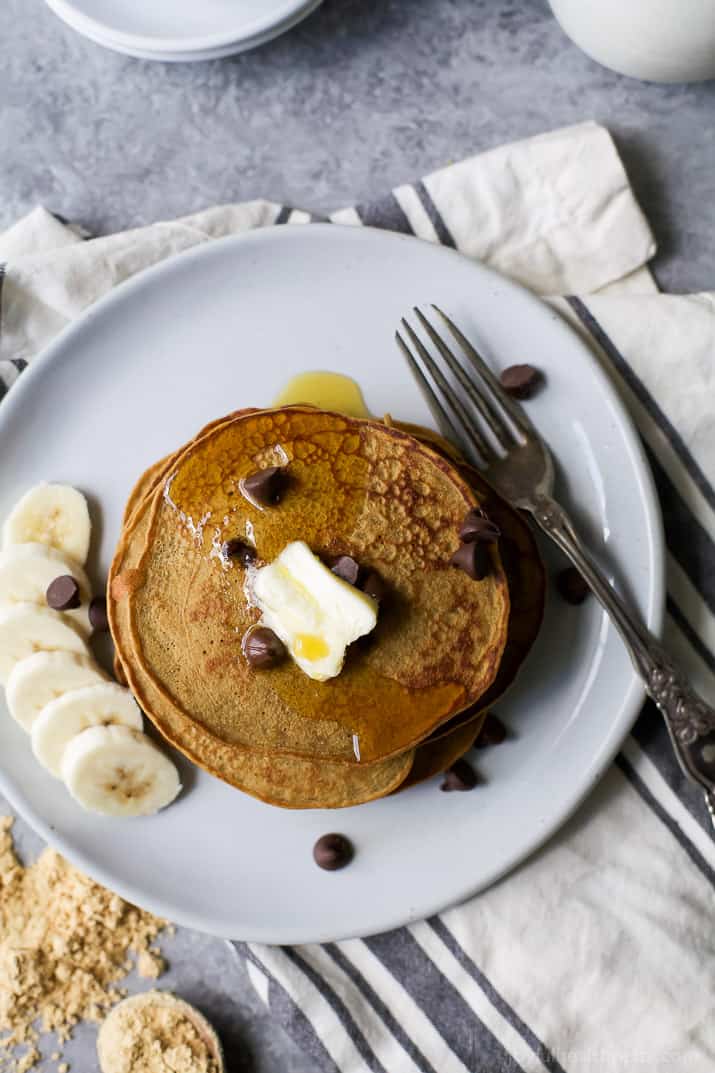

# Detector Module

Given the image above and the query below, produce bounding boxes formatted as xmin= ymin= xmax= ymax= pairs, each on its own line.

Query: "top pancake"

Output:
xmin=116 ymin=407 xmax=510 ymax=764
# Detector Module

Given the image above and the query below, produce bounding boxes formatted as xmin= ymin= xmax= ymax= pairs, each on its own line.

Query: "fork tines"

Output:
xmin=395 ymin=305 xmax=532 ymax=466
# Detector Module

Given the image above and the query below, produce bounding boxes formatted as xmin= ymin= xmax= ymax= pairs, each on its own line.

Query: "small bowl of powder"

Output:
xmin=97 ymin=991 xmax=224 ymax=1073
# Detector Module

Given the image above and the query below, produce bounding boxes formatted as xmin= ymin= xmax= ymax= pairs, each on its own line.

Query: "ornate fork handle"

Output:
xmin=528 ymin=494 xmax=715 ymax=796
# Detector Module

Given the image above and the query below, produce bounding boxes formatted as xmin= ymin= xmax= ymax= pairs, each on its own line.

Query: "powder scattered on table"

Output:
xmin=0 ymin=816 xmax=169 ymax=1072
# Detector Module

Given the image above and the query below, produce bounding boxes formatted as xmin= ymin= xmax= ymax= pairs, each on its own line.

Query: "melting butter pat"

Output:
xmin=252 ymin=541 xmax=378 ymax=681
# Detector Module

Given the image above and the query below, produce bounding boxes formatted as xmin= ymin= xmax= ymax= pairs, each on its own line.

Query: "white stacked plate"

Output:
xmin=43 ymin=0 xmax=324 ymax=61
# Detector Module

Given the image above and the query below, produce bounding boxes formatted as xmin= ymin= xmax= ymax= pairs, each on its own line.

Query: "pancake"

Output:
xmin=112 ymin=407 xmax=510 ymax=766
xmin=110 ymin=499 xmax=415 ymax=808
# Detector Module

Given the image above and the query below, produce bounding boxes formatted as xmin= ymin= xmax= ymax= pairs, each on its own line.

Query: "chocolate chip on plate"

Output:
xmin=459 ymin=509 xmax=501 ymax=544
xmin=243 ymin=626 xmax=286 ymax=668
xmin=556 ymin=566 xmax=590 ymax=605
xmin=361 ymin=570 xmax=386 ymax=603
xmin=330 ymin=555 xmax=361 ymax=586
xmin=475 ymin=712 xmax=507 ymax=748
xmin=46 ymin=575 xmax=81 ymax=611
xmin=441 ymin=758 xmax=478 ymax=792
xmin=242 ymin=466 xmax=288 ymax=507
xmin=88 ymin=594 xmax=109 ymax=632
xmin=451 ymin=541 xmax=490 ymax=581
xmin=313 ymin=833 xmax=354 ymax=871
xmin=223 ymin=538 xmax=257 ymax=565
xmin=499 ymin=364 xmax=542 ymax=399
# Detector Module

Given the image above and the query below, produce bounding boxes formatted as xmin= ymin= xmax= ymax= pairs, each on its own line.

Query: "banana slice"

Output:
xmin=0 ymin=544 xmax=92 ymax=636
xmin=6 ymin=650 xmax=106 ymax=731
xmin=62 ymin=725 xmax=181 ymax=817
xmin=0 ymin=604 xmax=87 ymax=686
xmin=32 ymin=682 xmax=143 ymax=776
xmin=2 ymin=483 xmax=91 ymax=565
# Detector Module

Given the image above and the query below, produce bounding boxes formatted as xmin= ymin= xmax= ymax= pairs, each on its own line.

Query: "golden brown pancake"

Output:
xmin=113 ymin=408 xmax=510 ymax=765
xmin=110 ymin=500 xmax=415 ymax=808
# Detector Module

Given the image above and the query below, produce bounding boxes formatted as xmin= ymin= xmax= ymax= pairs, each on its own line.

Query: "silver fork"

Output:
xmin=397 ymin=304 xmax=715 ymax=826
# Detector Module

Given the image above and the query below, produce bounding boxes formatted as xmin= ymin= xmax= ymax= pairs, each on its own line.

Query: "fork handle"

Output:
xmin=529 ymin=494 xmax=715 ymax=801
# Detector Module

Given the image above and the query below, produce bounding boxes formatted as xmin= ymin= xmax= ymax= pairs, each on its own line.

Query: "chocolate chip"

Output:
xmin=361 ymin=570 xmax=386 ymax=603
xmin=242 ymin=626 xmax=286 ymax=668
xmin=330 ymin=555 xmax=361 ymax=586
xmin=500 ymin=364 xmax=542 ymax=399
xmin=46 ymin=575 xmax=81 ymax=611
xmin=475 ymin=713 xmax=507 ymax=747
xmin=313 ymin=833 xmax=354 ymax=871
xmin=451 ymin=542 xmax=490 ymax=581
xmin=88 ymin=595 xmax=109 ymax=632
xmin=441 ymin=759 xmax=478 ymax=792
xmin=223 ymin=538 xmax=257 ymax=565
xmin=242 ymin=466 xmax=288 ymax=507
xmin=459 ymin=509 xmax=501 ymax=544
xmin=556 ymin=566 xmax=590 ymax=605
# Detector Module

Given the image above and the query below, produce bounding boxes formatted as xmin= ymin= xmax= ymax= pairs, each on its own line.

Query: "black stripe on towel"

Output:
xmin=667 ymin=595 xmax=715 ymax=676
xmin=353 ymin=193 xmax=414 ymax=235
xmin=616 ymin=751 xmax=715 ymax=887
xmin=364 ymin=929 xmax=525 ymax=1073
xmin=427 ymin=919 xmax=567 ymax=1073
xmin=275 ymin=205 xmax=293 ymax=225
xmin=283 ymin=947 xmax=390 ymax=1073
xmin=238 ymin=944 xmax=341 ymax=1073
xmin=323 ymin=943 xmax=439 ymax=1073
xmin=567 ymin=296 xmax=715 ymax=514
xmin=414 ymin=182 xmax=457 ymax=248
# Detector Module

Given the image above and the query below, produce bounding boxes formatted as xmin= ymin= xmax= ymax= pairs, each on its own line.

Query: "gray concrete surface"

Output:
xmin=1 ymin=1 xmax=714 ymax=1070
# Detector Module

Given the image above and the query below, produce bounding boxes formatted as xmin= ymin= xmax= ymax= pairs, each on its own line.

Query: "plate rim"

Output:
xmin=43 ymin=0 xmax=323 ymax=53
xmin=0 ymin=224 xmax=666 ymax=942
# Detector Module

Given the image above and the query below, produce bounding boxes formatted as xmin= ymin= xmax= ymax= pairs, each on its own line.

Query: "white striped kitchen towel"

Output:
xmin=1 ymin=120 xmax=713 ymax=1073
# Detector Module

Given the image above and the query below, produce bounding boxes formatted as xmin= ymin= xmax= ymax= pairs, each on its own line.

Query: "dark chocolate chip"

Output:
xmin=46 ymin=575 xmax=81 ymax=611
xmin=88 ymin=595 xmax=109 ymax=632
xmin=450 ymin=541 xmax=490 ymax=581
xmin=361 ymin=570 xmax=386 ymax=603
xmin=459 ymin=510 xmax=501 ymax=544
xmin=500 ymin=364 xmax=542 ymax=399
xmin=475 ymin=713 xmax=507 ymax=747
xmin=313 ymin=833 xmax=354 ymax=871
xmin=556 ymin=566 xmax=590 ymax=605
xmin=330 ymin=555 xmax=361 ymax=586
xmin=223 ymin=538 xmax=257 ymax=565
xmin=242 ymin=466 xmax=288 ymax=507
xmin=243 ymin=626 xmax=286 ymax=668
xmin=441 ymin=758 xmax=478 ymax=792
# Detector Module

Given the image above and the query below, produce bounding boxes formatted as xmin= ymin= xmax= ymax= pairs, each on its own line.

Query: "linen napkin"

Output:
xmin=1 ymin=120 xmax=713 ymax=1073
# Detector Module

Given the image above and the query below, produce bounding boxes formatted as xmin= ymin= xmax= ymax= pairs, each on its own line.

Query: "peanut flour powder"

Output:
xmin=0 ymin=816 xmax=169 ymax=1072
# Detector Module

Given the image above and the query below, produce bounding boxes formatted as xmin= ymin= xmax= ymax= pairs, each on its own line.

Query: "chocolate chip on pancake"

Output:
xmin=329 ymin=555 xmax=361 ymax=585
xmin=441 ymin=758 xmax=478 ymax=792
xmin=243 ymin=626 xmax=286 ymax=668
xmin=451 ymin=541 xmax=490 ymax=581
xmin=459 ymin=509 xmax=501 ymax=544
xmin=89 ymin=594 xmax=109 ymax=632
xmin=313 ymin=833 xmax=354 ymax=871
xmin=223 ymin=538 xmax=257 ymax=565
xmin=556 ymin=566 xmax=590 ymax=605
xmin=474 ymin=712 xmax=507 ymax=747
xmin=361 ymin=570 xmax=386 ymax=603
xmin=242 ymin=465 xmax=288 ymax=507
xmin=500 ymin=363 xmax=542 ymax=399
xmin=46 ymin=575 xmax=81 ymax=611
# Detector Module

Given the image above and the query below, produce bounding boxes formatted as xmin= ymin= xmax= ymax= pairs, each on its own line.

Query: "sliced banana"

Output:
xmin=0 ymin=604 xmax=87 ymax=686
xmin=2 ymin=483 xmax=91 ymax=565
xmin=32 ymin=682 xmax=143 ymax=776
xmin=0 ymin=543 xmax=92 ymax=636
xmin=6 ymin=650 xmax=106 ymax=731
xmin=62 ymin=725 xmax=181 ymax=818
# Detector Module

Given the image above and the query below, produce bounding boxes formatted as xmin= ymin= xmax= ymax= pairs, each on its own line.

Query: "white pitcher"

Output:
xmin=549 ymin=0 xmax=715 ymax=82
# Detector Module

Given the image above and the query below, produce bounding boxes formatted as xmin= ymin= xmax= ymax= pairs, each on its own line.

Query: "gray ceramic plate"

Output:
xmin=0 ymin=225 xmax=664 ymax=942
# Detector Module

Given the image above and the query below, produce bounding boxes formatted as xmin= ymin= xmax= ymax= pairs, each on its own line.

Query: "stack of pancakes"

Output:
xmin=108 ymin=407 xmax=544 ymax=809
